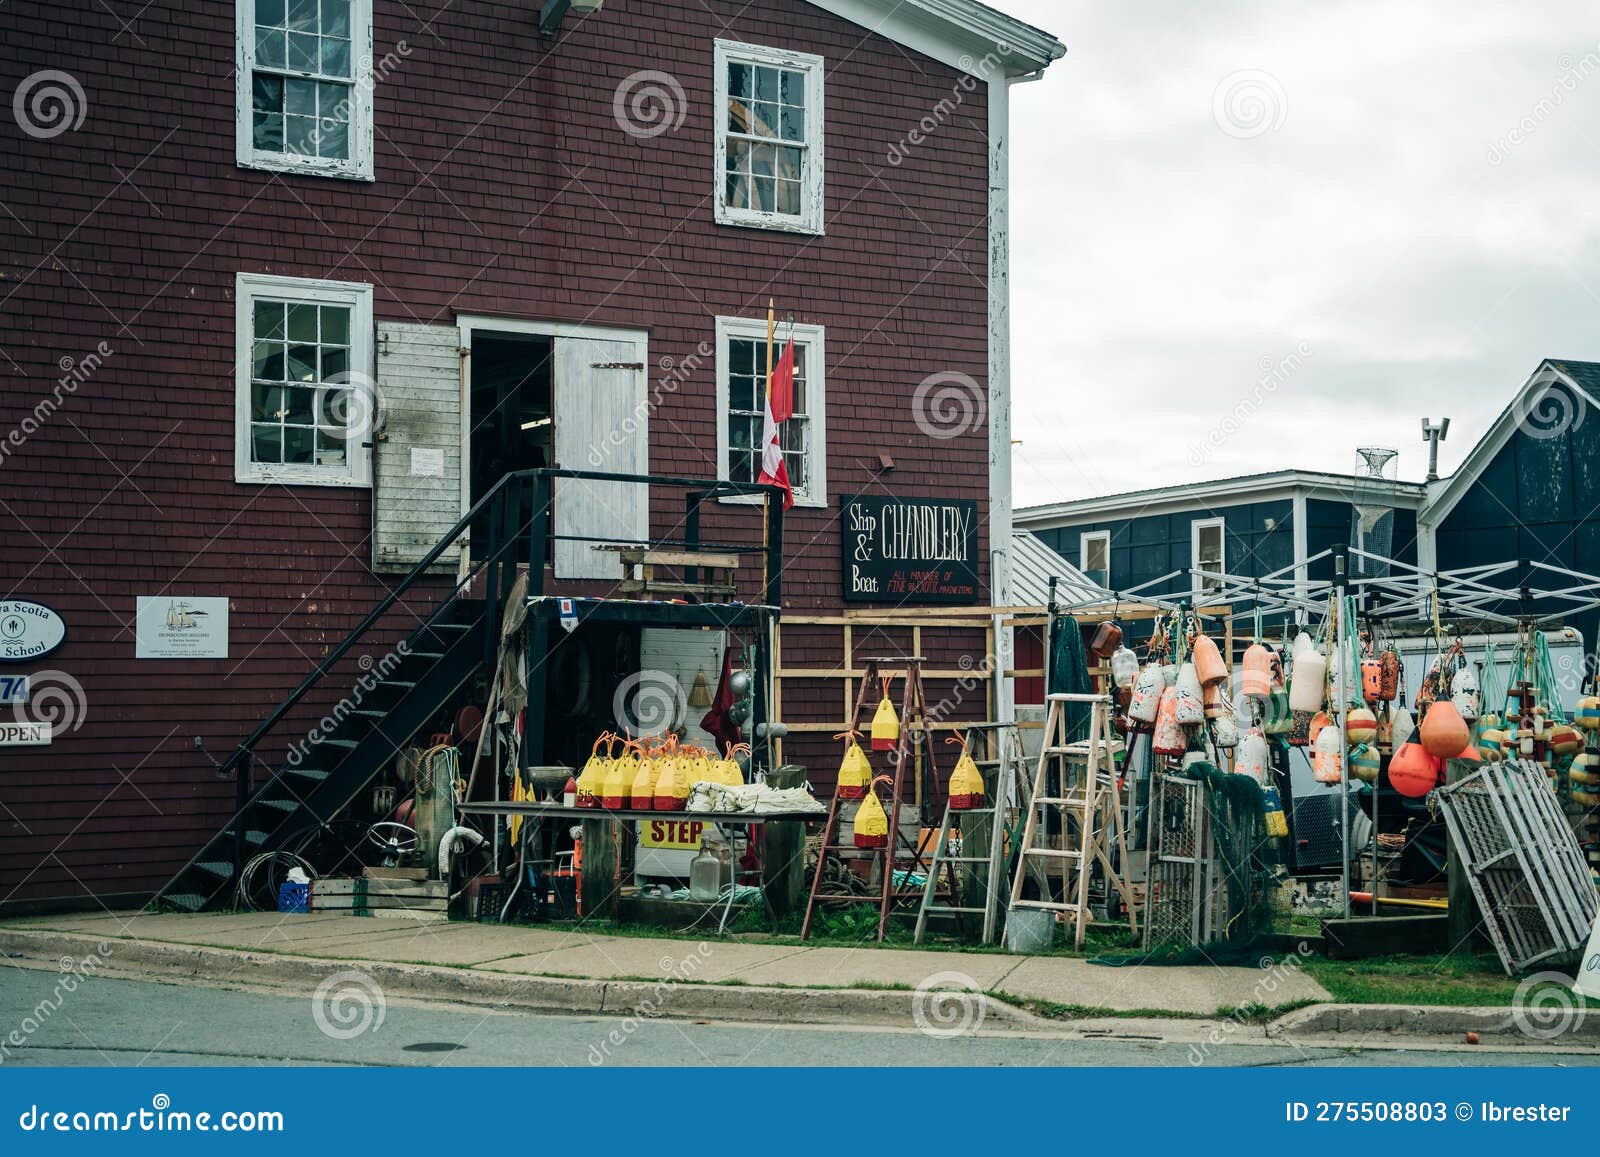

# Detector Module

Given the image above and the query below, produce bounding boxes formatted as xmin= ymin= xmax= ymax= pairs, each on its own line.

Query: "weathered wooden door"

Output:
xmin=552 ymin=337 xmax=646 ymax=579
xmin=371 ymin=322 xmax=462 ymax=572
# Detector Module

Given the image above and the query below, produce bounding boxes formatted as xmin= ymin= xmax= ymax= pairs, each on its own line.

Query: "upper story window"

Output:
xmin=236 ymin=273 xmax=374 ymax=486
xmin=237 ymin=0 xmax=374 ymax=180
xmin=1192 ymin=517 xmax=1226 ymax=595
xmin=1080 ymin=530 xmax=1110 ymax=588
xmin=715 ymin=316 xmax=827 ymax=508
xmin=714 ymin=40 xmax=825 ymax=235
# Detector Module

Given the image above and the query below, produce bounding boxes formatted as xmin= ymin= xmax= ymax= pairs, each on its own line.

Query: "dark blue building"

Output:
xmin=1019 ymin=358 xmax=1600 ymax=652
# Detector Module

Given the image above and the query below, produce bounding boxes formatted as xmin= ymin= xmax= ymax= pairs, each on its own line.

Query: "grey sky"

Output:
xmin=992 ymin=1 xmax=1600 ymax=506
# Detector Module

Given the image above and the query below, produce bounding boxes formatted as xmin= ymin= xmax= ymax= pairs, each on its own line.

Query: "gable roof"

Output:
xmin=1016 ymin=469 xmax=1427 ymax=528
xmin=811 ymin=0 xmax=1066 ymax=77
xmin=1420 ymin=358 xmax=1600 ymax=527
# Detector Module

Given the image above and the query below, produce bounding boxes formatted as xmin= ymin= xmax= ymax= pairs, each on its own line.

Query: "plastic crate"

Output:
xmin=277 ymin=881 xmax=310 ymax=914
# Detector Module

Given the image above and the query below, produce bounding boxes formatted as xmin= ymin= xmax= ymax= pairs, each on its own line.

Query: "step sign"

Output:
xmin=0 ymin=601 xmax=66 ymax=663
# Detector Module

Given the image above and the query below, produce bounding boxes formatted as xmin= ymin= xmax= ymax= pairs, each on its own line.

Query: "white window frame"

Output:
xmin=235 ymin=272 xmax=374 ymax=487
xmin=1080 ymin=530 xmax=1110 ymax=586
xmin=236 ymin=0 xmax=375 ymax=180
xmin=1191 ymin=516 xmax=1226 ymax=596
xmin=714 ymin=316 xmax=827 ymax=509
xmin=713 ymin=39 xmax=825 ymax=236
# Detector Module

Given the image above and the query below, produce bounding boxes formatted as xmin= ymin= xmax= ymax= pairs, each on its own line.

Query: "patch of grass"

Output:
xmin=1214 ymin=999 xmax=1318 ymax=1024
xmin=1304 ymin=952 xmax=1523 ymax=1007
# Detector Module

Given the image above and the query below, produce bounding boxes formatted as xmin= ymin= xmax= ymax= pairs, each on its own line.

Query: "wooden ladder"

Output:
xmin=801 ymin=657 xmax=939 ymax=942
xmin=914 ymin=721 xmax=1030 ymax=945
xmin=1006 ymin=693 xmax=1139 ymax=950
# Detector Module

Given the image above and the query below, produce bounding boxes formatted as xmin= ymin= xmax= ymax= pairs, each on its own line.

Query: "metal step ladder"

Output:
xmin=1006 ymin=693 xmax=1139 ymax=950
xmin=913 ymin=721 xmax=1031 ymax=945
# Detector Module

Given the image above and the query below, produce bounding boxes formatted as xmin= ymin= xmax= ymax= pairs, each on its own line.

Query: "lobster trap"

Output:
xmin=1432 ymin=760 xmax=1598 ymax=975
xmin=1143 ymin=765 xmax=1279 ymax=958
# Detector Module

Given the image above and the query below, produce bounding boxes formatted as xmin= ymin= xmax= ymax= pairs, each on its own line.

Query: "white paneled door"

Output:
xmin=553 ymin=336 xmax=647 ymax=579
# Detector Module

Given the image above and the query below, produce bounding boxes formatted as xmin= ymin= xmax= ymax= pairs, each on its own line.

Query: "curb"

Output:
xmin=1270 ymin=1002 xmax=1600 ymax=1046
xmin=0 ymin=928 xmax=1040 ymax=1034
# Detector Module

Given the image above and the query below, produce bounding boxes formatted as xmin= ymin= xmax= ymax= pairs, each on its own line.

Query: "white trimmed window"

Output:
xmin=715 ymin=317 xmax=826 ymax=508
xmin=237 ymin=0 xmax=374 ymax=179
xmin=236 ymin=273 xmax=374 ymax=486
xmin=1080 ymin=530 xmax=1110 ymax=588
xmin=1192 ymin=517 xmax=1225 ymax=595
xmin=714 ymin=40 xmax=825 ymax=234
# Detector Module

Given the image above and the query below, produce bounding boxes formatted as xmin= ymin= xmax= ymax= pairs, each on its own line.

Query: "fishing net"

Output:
xmin=1350 ymin=447 xmax=1398 ymax=578
xmin=1094 ymin=761 xmax=1282 ymax=967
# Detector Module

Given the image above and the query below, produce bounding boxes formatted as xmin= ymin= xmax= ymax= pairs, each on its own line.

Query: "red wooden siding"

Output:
xmin=0 ymin=0 xmax=993 ymax=906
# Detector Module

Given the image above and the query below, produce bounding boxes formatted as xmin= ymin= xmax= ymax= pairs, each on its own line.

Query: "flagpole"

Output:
xmin=760 ymin=299 xmax=775 ymax=782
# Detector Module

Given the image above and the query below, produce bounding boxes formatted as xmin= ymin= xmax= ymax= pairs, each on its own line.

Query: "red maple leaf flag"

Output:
xmin=756 ymin=338 xmax=795 ymax=510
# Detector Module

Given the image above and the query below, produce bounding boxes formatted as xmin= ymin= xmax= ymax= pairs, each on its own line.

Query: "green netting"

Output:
xmin=1047 ymin=614 xmax=1092 ymax=742
xmin=1091 ymin=761 xmax=1282 ymax=967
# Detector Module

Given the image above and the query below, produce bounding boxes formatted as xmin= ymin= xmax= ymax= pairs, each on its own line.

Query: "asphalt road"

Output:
xmin=1 ymin=969 xmax=1593 ymax=1067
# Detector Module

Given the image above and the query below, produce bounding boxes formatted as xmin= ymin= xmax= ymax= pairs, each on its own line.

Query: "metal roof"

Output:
xmin=1009 ymin=528 xmax=1110 ymax=606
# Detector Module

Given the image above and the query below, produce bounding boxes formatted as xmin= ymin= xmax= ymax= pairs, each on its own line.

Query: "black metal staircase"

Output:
xmin=155 ymin=468 xmax=786 ymax=912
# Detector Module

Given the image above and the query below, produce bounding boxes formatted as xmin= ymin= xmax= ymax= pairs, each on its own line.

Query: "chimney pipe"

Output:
xmin=1420 ymin=417 xmax=1450 ymax=481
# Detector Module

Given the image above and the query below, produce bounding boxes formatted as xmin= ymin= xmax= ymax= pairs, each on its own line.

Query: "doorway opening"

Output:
xmin=469 ymin=332 xmax=553 ymax=555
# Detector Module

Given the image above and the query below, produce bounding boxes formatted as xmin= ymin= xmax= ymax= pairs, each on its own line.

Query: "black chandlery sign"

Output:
xmin=841 ymin=495 xmax=979 ymax=604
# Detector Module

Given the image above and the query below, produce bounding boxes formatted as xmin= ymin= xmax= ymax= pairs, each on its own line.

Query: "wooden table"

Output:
xmin=457 ymin=801 xmax=821 ymax=934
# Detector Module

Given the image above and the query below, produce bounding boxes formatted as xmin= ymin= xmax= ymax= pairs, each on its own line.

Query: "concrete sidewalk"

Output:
xmin=1 ymin=910 xmax=1328 ymax=1015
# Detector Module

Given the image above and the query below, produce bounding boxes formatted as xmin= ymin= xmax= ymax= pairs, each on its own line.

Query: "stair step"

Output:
xmin=258 ymin=798 xmax=297 ymax=813
xmin=163 ymin=893 xmax=206 ymax=912
xmin=1021 ymin=847 xmax=1082 ymax=859
xmin=931 ymin=856 xmax=991 ymax=864
xmin=380 ymin=681 xmax=418 ymax=691
xmin=195 ymin=861 xmax=234 ymax=878
xmin=924 ymin=905 xmax=986 ymax=915
xmin=317 ymin=739 xmax=359 ymax=751
xmin=283 ymin=767 xmax=332 ymax=781
xmin=352 ymin=709 xmax=387 ymax=719
xmin=1010 ymin=899 xmax=1087 ymax=912
xmin=407 ymin=652 xmax=445 ymax=661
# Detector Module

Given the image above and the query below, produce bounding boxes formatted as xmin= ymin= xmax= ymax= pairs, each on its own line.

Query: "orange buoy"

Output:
xmin=1389 ymin=741 xmax=1441 ymax=797
xmin=1192 ymin=632 xmax=1228 ymax=687
xmin=1240 ymin=644 xmax=1273 ymax=698
xmin=1420 ymin=699 xmax=1470 ymax=758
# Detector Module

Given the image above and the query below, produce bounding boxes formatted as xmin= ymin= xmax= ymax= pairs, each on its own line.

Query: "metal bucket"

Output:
xmin=1004 ymin=907 xmax=1056 ymax=954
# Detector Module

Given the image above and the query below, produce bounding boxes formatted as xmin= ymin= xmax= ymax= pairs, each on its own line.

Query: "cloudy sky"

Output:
xmin=991 ymin=1 xmax=1600 ymax=507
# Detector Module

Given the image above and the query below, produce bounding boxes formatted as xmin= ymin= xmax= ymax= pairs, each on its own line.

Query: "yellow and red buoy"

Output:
xmin=835 ymin=730 xmax=872 ymax=800
xmin=870 ymin=675 xmax=901 ymax=752
xmin=576 ymin=733 xmax=610 ymax=809
xmin=852 ymin=775 xmax=892 ymax=848
xmin=946 ymin=735 xmax=985 ymax=810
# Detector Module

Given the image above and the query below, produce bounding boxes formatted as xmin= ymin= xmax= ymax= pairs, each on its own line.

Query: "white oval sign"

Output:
xmin=0 ymin=601 xmax=67 ymax=663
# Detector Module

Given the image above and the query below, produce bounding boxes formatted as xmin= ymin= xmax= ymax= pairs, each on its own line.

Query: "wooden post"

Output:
xmin=580 ymin=815 xmax=619 ymax=922
xmin=762 ymin=763 xmax=808 ymax=921
xmin=1444 ymin=757 xmax=1485 ymax=953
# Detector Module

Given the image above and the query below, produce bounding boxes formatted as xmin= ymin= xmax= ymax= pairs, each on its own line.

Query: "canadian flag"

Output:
xmin=756 ymin=338 xmax=796 ymax=511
